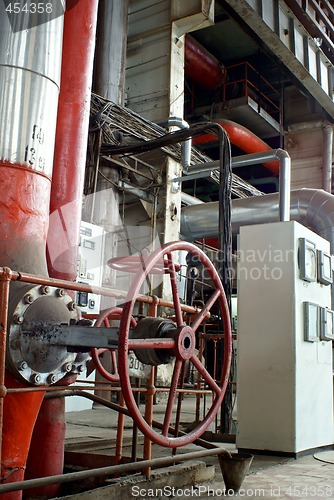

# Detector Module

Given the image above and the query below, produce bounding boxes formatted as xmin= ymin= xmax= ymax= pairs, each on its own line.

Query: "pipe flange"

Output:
xmin=7 ymin=285 xmax=80 ymax=386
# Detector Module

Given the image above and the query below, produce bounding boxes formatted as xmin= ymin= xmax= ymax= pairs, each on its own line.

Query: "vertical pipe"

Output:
xmin=27 ymin=1 xmax=99 ymax=496
xmin=278 ymin=150 xmax=291 ymax=222
xmin=47 ymin=0 xmax=99 ymax=282
xmin=0 ymin=269 xmax=11 ymax=471
xmin=91 ymin=0 xmax=129 ymax=400
xmin=322 ymin=123 xmax=333 ymax=193
xmin=0 ymin=3 xmax=63 ymax=497
xmin=94 ymin=0 xmax=129 ymax=105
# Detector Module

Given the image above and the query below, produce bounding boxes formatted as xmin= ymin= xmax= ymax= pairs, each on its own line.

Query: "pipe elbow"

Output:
xmin=274 ymin=148 xmax=291 ymax=160
xmin=167 ymin=117 xmax=190 ymax=130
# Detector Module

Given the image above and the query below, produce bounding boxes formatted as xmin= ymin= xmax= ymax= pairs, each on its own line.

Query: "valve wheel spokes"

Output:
xmin=118 ymin=241 xmax=232 ymax=447
xmin=91 ymin=307 xmax=137 ymax=382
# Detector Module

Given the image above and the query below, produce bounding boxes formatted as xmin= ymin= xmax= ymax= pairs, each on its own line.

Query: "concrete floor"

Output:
xmin=63 ymin=405 xmax=334 ymax=499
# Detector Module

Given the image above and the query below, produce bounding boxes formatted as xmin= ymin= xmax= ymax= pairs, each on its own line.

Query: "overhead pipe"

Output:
xmin=322 ymin=123 xmax=333 ymax=193
xmin=27 ymin=1 xmax=99 ymax=497
xmin=185 ymin=35 xmax=225 ymax=91
xmin=192 ymin=119 xmax=280 ymax=174
xmin=0 ymin=3 xmax=64 ymax=497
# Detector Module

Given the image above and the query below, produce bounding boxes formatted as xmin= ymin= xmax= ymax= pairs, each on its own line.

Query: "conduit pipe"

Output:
xmin=185 ymin=35 xmax=225 ymax=91
xmin=192 ymin=119 xmax=280 ymax=174
xmin=27 ymin=1 xmax=99 ymax=497
xmin=322 ymin=123 xmax=333 ymax=193
xmin=0 ymin=3 xmax=64 ymax=497
xmin=181 ymin=188 xmax=334 ymax=304
xmin=159 ymin=117 xmax=192 ymax=168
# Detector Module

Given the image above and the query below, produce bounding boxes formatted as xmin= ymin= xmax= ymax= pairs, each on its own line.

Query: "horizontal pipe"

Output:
xmin=0 ymin=391 xmax=225 ymax=494
xmin=0 ymin=446 xmax=229 ymax=494
xmin=184 ymin=150 xmax=283 ymax=175
xmin=183 ymin=149 xmax=291 ymax=222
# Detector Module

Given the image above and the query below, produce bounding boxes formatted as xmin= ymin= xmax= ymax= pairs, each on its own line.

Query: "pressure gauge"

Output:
xmin=304 ymin=302 xmax=320 ymax=342
xmin=320 ymin=307 xmax=334 ymax=341
xmin=317 ymin=250 xmax=333 ymax=286
xmin=299 ymin=238 xmax=317 ymax=282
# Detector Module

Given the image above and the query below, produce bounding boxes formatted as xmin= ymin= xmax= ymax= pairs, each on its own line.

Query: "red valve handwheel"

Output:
xmin=118 ymin=241 xmax=232 ymax=447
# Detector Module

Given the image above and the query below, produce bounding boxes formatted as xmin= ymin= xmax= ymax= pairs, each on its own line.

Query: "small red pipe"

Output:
xmin=27 ymin=1 xmax=99 ymax=496
xmin=193 ymin=119 xmax=279 ymax=175
xmin=47 ymin=0 xmax=99 ymax=282
xmin=185 ymin=35 xmax=225 ymax=91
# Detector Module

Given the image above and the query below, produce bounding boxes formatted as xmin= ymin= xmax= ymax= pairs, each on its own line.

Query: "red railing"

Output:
xmin=223 ymin=61 xmax=281 ymax=123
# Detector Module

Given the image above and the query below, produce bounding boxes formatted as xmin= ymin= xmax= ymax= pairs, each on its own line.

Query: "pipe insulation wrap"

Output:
xmin=0 ymin=2 xmax=63 ymax=176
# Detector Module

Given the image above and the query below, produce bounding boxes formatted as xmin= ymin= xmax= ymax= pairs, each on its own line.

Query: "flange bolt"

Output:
xmin=40 ymin=286 xmax=50 ymax=295
xmin=31 ymin=373 xmax=41 ymax=384
xmin=18 ymin=361 xmax=28 ymax=371
xmin=14 ymin=315 xmax=24 ymax=325
xmin=48 ymin=374 xmax=57 ymax=384
xmin=62 ymin=363 xmax=72 ymax=373
xmin=24 ymin=294 xmax=34 ymax=304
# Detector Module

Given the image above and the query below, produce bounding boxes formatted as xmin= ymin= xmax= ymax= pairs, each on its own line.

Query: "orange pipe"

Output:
xmin=192 ymin=119 xmax=279 ymax=175
xmin=185 ymin=36 xmax=225 ymax=91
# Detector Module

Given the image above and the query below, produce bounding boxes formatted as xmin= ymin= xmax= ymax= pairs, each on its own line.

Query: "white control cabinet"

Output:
xmin=237 ymin=221 xmax=334 ymax=455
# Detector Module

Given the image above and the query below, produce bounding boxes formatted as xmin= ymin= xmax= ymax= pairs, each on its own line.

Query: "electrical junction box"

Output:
xmin=237 ymin=221 xmax=334 ymax=456
xmin=76 ymin=221 xmax=105 ymax=315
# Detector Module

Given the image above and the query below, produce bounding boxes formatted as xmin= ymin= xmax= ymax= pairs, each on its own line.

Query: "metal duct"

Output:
xmin=181 ymin=188 xmax=334 ymax=303
xmin=181 ymin=188 xmax=334 ymax=242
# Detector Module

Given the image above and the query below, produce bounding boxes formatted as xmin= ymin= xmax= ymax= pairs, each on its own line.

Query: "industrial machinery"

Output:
xmin=1 ymin=0 xmax=334 ymax=497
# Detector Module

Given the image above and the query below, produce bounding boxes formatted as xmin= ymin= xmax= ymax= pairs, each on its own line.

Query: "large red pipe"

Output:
xmin=192 ymin=119 xmax=279 ymax=174
xmin=47 ymin=0 xmax=99 ymax=282
xmin=26 ymin=1 xmax=99 ymax=497
xmin=185 ymin=35 xmax=225 ymax=91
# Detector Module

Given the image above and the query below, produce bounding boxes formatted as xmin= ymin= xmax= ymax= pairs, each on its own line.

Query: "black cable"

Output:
xmin=102 ymin=120 xmax=233 ymax=433
xmin=100 ymin=122 xmax=229 ymax=156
